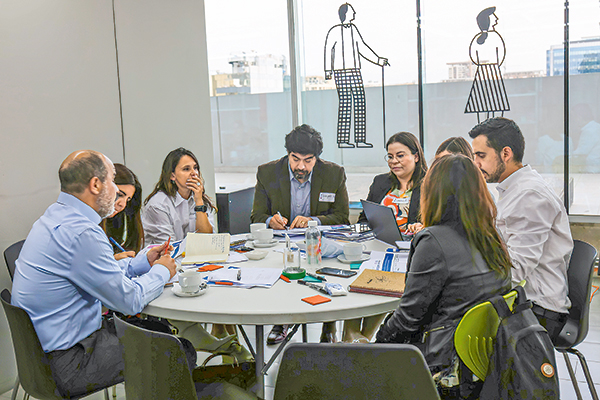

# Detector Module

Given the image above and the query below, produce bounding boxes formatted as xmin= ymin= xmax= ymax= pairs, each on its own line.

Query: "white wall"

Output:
xmin=0 ymin=0 xmax=214 ymax=393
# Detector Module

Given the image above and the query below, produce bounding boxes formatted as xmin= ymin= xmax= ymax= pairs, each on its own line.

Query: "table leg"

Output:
xmin=302 ymin=324 xmax=307 ymax=342
xmin=255 ymin=325 xmax=264 ymax=399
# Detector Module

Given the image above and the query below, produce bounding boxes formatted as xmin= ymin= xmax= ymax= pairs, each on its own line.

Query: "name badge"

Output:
xmin=393 ymin=197 xmax=410 ymax=205
xmin=319 ymin=192 xmax=336 ymax=202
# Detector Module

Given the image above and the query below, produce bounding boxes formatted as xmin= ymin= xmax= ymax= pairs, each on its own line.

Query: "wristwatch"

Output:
xmin=194 ymin=205 xmax=207 ymax=213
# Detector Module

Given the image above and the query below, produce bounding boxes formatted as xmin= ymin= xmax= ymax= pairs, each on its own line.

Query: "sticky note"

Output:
xmin=350 ymin=263 xmax=362 ymax=270
xmin=198 ymin=264 xmax=223 ymax=272
xmin=302 ymin=275 xmax=322 ymax=283
xmin=301 ymin=295 xmax=331 ymax=306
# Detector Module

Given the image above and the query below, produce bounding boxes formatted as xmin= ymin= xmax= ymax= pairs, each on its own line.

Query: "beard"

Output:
xmin=97 ymin=185 xmax=116 ymax=219
xmin=292 ymin=168 xmax=308 ymax=182
xmin=485 ymin=160 xmax=506 ymax=183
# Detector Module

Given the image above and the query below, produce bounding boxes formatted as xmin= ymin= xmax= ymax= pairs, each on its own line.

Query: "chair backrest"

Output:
xmin=272 ymin=342 xmax=441 ymax=400
xmin=454 ymin=287 xmax=519 ymax=381
xmin=4 ymin=240 xmax=25 ymax=280
xmin=114 ymin=317 xmax=197 ymax=400
xmin=1 ymin=289 xmax=63 ymax=399
xmin=557 ymin=239 xmax=598 ymax=349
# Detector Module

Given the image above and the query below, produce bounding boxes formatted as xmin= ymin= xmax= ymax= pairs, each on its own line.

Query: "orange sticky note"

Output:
xmin=214 ymin=281 xmax=233 ymax=286
xmin=197 ymin=264 xmax=223 ymax=272
xmin=280 ymin=274 xmax=291 ymax=283
xmin=301 ymin=295 xmax=331 ymax=306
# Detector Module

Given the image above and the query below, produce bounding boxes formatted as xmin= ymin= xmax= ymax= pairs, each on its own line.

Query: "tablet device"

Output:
xmin=360 ymin=199 xmax=410 ymax=245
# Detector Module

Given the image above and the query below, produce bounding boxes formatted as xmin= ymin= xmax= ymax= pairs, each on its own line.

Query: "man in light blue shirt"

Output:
xmin=12 ymin=150 xmax=176 ymax=398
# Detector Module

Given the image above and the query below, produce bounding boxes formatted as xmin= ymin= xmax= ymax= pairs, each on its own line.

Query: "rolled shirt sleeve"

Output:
xmin=71 ymin=229 xmax=169 ymax=316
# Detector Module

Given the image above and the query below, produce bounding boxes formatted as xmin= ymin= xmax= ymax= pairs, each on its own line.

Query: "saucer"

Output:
xmin=251 ymin=239 xmax=278 ymax=248
xmin=337 ymin=254 xmax=370 ymax=264
xmin=172 ymin=282 xmax=208 ymax=297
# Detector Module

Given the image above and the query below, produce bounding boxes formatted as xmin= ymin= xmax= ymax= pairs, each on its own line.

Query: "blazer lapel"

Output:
xmin=310 ymin=161 xmax=323 ymax=216
xmin=279 ymin=158 xmax=292 ymax=219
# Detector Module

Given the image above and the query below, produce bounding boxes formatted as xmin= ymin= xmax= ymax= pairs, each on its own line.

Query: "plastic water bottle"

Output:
xmin=305 ymin=220 xmax=322 ymax=268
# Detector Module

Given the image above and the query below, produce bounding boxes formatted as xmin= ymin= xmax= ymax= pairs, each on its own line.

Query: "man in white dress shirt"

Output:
xmin=469 ymin=117 xmax=573 ymax=343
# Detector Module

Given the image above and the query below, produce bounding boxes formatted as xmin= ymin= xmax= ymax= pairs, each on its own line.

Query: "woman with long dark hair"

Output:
xmin=143 ymin=147 xmax=216 ymax=244
xmin=375 ymin=155 xmax=512 ymax=396
xmin=101 ymin=164 xmax=144 ymax=257
xmin=344 ymin=132 xmax=428 ymax=343
xmin=142 ymin=148 xmax=251 ymax=363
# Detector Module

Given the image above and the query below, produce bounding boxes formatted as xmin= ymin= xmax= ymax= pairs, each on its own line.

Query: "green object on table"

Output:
xmin=349 ymin=263 xmax=362 ymax=270
xmin=302 ymin=275 xmax=322 ymax=283
xmin=282 ymin=268 xmax=306 ymax=280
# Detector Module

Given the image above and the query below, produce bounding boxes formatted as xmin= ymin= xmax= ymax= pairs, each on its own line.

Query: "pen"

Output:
xmin=237 ymin=269 xmax=241 ymax=281
xmin=164 ymin=237 xmax=171 ymax=256
xmin=297 ymin=280 xmax=329 ymax=295
xmin=109 ymin=237 xmax=126 ymax=253
xmin=277 ymin=211 xmax=288 ymax=230
xmin=305 ymin=272 xmax=327 ymax=282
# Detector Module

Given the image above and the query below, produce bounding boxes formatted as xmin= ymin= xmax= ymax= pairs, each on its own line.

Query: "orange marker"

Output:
xmin=164 ymin=237 xmax=171 ymax=256
xmin=214 ymin=281 xmax=233 ymax=286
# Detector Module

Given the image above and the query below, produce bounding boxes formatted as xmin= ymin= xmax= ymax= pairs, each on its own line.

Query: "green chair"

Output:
xmin=113 ymin=317 xmax=257 ymax=400
xmin=1 ymin=289 xmax=112 ymax=400
xmin=453 ymin=282 xmax=524 ymax=381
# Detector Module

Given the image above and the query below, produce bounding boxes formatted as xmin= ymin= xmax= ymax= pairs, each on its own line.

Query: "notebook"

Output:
xmin=360 ymin=199 xmax=410 ymax=245
xmin=182 ymin=233 xmax=231 ymax=264
xmin=349 ymin=269 xmax=405 ymax=298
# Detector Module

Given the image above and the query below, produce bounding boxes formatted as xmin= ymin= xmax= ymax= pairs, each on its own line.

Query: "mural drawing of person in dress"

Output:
xmin=325 ymin=3 xmax=389 ymax=148
xmin=465 ymin=7 xmax=510 ymax=123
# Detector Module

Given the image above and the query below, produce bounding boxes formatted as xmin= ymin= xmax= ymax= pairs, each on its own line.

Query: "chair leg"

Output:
xmin=103 ymin=387 xmax=110 ymax=400
xmin=561 ymin=350 xmax=584 ymax=400
xmin=112 ymin=385 xmax=117 ymax=398
xmin=569 ymin=348 xmax=599 ymax=400
xmin=10 ymin=376 xmax=19 ymax=400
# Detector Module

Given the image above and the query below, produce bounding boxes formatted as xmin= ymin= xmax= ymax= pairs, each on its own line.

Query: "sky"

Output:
xmin=204 ymin=0 xmax=600 ymax=85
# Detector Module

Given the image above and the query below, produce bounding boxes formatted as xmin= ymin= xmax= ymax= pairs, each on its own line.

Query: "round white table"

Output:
xmin=143 ymin=236 xmax=402 ymax=398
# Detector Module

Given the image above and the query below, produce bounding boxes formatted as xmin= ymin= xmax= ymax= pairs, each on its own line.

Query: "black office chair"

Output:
xmin=4 ymin=239 xmax=25 ymax=280
xmin=554 ymin=240 xmax=599 ymax=400
xmin=273 ymin=342 xmax=441 ymax=400
xmin=114 ymin=317 xmax=257 ymax=400
xmin=1 ymin=289 xmax=113 ymax=400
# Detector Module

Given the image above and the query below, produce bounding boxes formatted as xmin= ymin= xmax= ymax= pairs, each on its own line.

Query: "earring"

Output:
xmin=171 ymin=179 xmax=176 ymax=184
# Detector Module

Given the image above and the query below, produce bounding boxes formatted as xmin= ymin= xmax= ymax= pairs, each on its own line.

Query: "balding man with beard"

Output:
xmin=11 ymin=150 xmax=178 ymax=397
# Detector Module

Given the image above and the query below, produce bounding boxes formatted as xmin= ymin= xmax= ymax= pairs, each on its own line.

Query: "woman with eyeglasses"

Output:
xmin=101 ymin=163 xmax=144 ymax=258
xmin=357 ymin=131 xmax=428 ymax=234
xmin=375 ymin=155 xmax=511 ymax=398
xmin=344 ymin=132 xmax=428 ymax=343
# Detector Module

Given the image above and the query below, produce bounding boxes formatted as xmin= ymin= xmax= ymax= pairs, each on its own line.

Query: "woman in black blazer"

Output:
xmin=344 ymin=132 xmax=428 ymax=343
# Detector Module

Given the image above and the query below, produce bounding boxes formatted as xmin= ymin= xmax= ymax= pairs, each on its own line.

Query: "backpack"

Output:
xmin=479 ymin=286 xmax=559 ymax=400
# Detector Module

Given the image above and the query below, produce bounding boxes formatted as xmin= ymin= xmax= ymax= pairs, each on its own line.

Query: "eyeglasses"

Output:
xmin=384 ymin=153 xmax=411 ymax=163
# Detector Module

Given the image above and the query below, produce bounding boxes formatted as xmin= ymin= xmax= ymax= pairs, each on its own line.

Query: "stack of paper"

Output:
xmin=360 ymin=251 xmax=408 ymax=273
xmin=207 ymin=267 xmax=282 ymax=288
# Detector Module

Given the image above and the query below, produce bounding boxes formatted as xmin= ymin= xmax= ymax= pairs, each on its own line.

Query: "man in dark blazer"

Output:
xmin=251 ymin=124 xmax=350 ymax=229
xmin=251 ymin=124 xmax=350 ymax=345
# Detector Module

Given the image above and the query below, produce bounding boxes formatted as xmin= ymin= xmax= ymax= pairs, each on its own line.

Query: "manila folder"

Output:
xmin=349 ymin=269 xmax=405 ymax=297
xmin=182 ymin=233 xmax=230 ymax=264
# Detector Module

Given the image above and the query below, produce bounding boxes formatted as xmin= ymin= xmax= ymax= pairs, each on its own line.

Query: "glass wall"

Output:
xmin=569 ymin=0 xmax=600 ymax=215
xmin=205 ymin=0 xmax=292 ymax=168
xmin=206 ymin=0 xmax=600 ymax=217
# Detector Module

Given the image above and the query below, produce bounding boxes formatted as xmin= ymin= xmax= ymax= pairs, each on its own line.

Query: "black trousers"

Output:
xmin=532 ymin=304 xmax=569 ymax=344
xmin=48 ymin=316 xmax=197 ymax=398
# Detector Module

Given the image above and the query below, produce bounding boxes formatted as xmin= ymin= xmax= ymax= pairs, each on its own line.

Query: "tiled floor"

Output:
xmin=3 ymin=276 xmax=599 ymax=399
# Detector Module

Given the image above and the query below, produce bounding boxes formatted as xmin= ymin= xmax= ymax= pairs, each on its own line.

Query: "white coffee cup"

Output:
xmin=343 ymin=243 xmax=366 ymax=261
xmin=250 ymin=223 xmax=267 ymax=239
xmin=255 ymin=228 xmax=274 ymax=244
xmin=179 ymin=270 xmax=203 ymax=293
